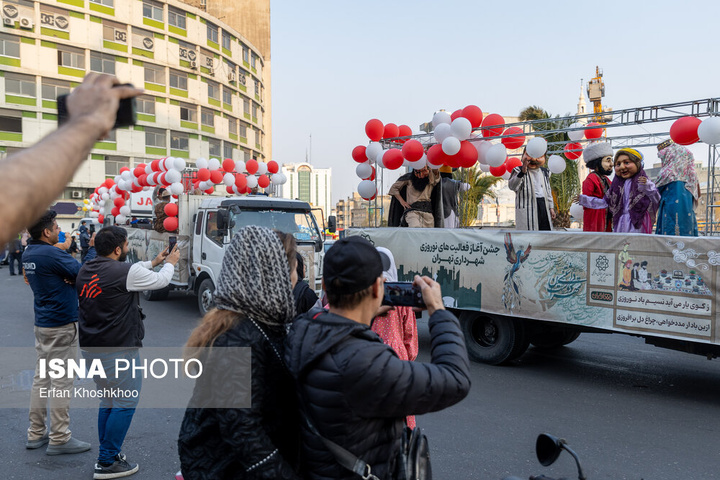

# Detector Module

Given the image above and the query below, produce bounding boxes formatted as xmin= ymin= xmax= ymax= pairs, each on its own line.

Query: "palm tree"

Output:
xmin=454 ymin=167 xmax=503 ymax=227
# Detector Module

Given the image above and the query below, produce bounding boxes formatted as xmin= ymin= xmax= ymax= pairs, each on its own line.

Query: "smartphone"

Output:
xmin=382 ymin=282 xmax=425 ymax=308
xmin=168 ymin=235 xmax=177 ymax=253
xmin=57 ymin=83 xmax=137 ymax=129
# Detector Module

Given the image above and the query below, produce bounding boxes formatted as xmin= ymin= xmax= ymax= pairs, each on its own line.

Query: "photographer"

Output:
xmin=285 ymin=236 xmax=471 ymax=479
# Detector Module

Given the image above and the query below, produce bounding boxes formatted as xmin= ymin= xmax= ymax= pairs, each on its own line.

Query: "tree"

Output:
xmin=454 ymin=167 xmax=503 ymax=227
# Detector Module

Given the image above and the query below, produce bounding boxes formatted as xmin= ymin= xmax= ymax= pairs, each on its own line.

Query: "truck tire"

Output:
xmin=460 ymin=311 xmax=529 ymax=365
xmin=197 ymin=278 xmax=216 ymax=316
xmin=529 ymin=329 xmax=581 ymax=350
xmin=143 ymin=286 xmax=170 ymax=301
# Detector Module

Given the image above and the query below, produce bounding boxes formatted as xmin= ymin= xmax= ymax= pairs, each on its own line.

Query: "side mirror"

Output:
xmin=314 ymin=238 xmax=322 ymax=253
xmin=536 ymin=434 xmax=562 ymax=466
xmin=327 ymin=215 xmax=337 ymax=233
xmin=216 ymin=209 xmax=234 ymax=233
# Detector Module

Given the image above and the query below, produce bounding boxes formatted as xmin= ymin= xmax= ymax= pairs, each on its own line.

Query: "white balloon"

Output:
xmin=432 ymin=111 xmax=452 ymax=128
xmin=442 ymin=136 xmax=461 ymax=156
xmin=145 ymin=163 xmax=153 ymax=174
xmin=271 ymin=173 xmax=283 ymax=185
xmin=376 ymin=150 xmax=387 ymax=168
xmin=165 ymin=169 xmax=182 ymax=184
xmin=526 ymin=137 xmax=548 ymax=158
xmin=256 ymin=162 xmax=268 ymax=175
xmin=698 ymin=117 xmax=720 ymax=144
xmin=115 ymin=214 xmax=126 ymax=224
xmin=366 ymin=142 xmax=383 ymax=163
xmin=99 ymin=207 xmax=105 ymax=215
xmin=101 ymin=192 xmax=110 ymax=201
xmin=246 ymin=175 xmax=258 ymax=189
xmin=121 ymin=170 xmax=132 ymax=181
xmin=235 ymin=160 xmax=246 ymax=173
xmin=208 ymin=158 xmax=221 ymax=171
xmin=119 ymin=205 xmax=131 ymax=216
xmin=174 ymin=158 xmax=187 ymax=171
xmin=357 ymin=180 xmax=376 ymax=199
xmin=409 ymin=154 xmax=428 ymax=170
xmin=478 ymin=162 xmax=491 ymax=172
xmin=473 ymin=140 xmax=491 ymax=164
xmin=281 ymin=173 xmax=288 ymax=185
xmin=486 ymin=144 xmax=507 ymax=167
xmin=501 ymin=171 xmax=511 ymax=180
xmin=433 ymin=123 xmax=452 ymax=143
xmin=89 ymin=211 xmax=99 ymax=218
xmin=223 ymin=173 xmax=235 ymax=186
xmin=356 ymin=162 xmax=373 ymax=179
xmin=98 ymin=186 xmax=108 ymax=195
xmin=569 ymin=203 xmax=584 ymax=220
xmin=170 ymin=182 xmax=184 ymax=195
xmin=196 ymin=157 xmax=208 ymax=169
xmin=548 ymin=154 xmax=566 ymax=174
xmin=567 ymin=122 xmax=585 ymax=142
xmin=98 ymin=200 xmax=106 ymax=207
xmin=450 ymin=117 xmax=472 ymax=141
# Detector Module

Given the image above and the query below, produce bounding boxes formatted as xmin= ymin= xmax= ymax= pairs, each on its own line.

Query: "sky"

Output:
xmin=270 ymin=0 xmax=720 ymax=206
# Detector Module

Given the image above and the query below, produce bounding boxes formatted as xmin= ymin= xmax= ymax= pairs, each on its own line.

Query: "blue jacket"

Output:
xmin=23 ymin=240 xmax=96 ymax=328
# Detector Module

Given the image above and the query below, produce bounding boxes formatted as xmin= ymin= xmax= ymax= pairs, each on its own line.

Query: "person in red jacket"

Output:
xmin=581 ymin=142 xmax=614 ymax=232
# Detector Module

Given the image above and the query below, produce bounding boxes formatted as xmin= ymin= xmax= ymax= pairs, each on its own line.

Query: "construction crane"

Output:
xmin=586 ymin=66 xmax=612 ymax=123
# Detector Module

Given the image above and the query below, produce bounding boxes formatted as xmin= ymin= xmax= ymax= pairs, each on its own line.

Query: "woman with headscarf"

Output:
xmin=371 ymin=247 xmax=419 ymax=429
xmin=654 ymin=141 xmax=700 ymax=236
xmin=178 ymin=226 xmax=301 ymax=480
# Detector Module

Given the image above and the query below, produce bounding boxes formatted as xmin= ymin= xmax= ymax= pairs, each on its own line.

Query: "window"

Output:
xmin=142 ymin=0 xmax=163 ymax=21
xmin=201 ymin=108 xmax=214 ymax=127
xmin=103 ymin=21 xmax=126 ymax=44
xmin=171 ymin=131 xmax=189 ymax=151
xmin=223 ymin=142 xmax=234 ymax=159
xmin=136 ymin=95 xmax=155 ymax=115
xmin=254 ymin=80 xmax=259 ymax=96
xmin=180 ymin=103 xmax=197 ymax=122
xmin=58 ymin=47 xmax=84 ymax=69
xmin=222 ymin=88 xmax=232 ymax=105
xmin=205 ymin=211 xmax=223 ymax=246
xmin=243 ymin=99 xmax=250 ymax=115
xmin=208 ymin=138 xmax=221 ymax=157
xmin=251 ymin=54 xmax=256 ymax=69
xmin=206 ymin=22 xmax=218 ymax=44
xmin=104 ymin=130 xmax=117 ymax=142
xmin=6 ymin=73 xmax=36 ymax=97
xmin=228 ymin=116 xmax=237 ymax=135
xmin=132 ymin=27 xmax=155 ymax=52
xmin=242 ymin=46 xmax=249 ymax=64
xmin=42 ymin=78 xmax=71 ymax=101
xmin=168 ymin=6 xmax=186 ymax=29
xmin=222 ymin=32 xmax=231 ymax=50
xmin=179 ymin=41 xmax=197 ymax=63
xmin=0 ymin=33 xmax=20 ymax=58
xmin=145 ymin=127 xmax=166 ymax=148
xmin=104 ymin=157 xmax=129 ymax=176
xmin=90 ymin=0 xmax=113 ymax=7
xmin=238 ymin=123 xmax=247 ymax=138
xmin=90 ymin=52 xmax=115 ymax=75
xmin=144 ymin=65 xmax=165 ymax=85
xmin=207 ymin=80 xmax=219 ymax=100
xmin=0 ymin=112 xmax=22 ymax=133
xmin=251 ymin=103 xmax=258 ymax=118
xmin=169 ymin=70 xmax=188 ymax=90
xmin=298 ymin=167 xmax=311 ymax=204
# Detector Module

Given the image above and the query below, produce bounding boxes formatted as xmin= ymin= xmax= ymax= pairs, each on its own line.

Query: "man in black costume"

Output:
xmin=387 ymin=166 xmax=442 ymax=227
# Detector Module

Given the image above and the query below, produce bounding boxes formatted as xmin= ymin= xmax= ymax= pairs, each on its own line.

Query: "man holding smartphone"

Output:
xmin=285 ymin=236 xmax=471 ymax=479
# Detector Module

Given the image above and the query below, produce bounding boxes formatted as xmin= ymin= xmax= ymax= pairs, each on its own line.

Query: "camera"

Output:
xmin=382 ymin=282 xmax=425 ymax=308
xmin=57 ymin=83 xmax=137 ymax=129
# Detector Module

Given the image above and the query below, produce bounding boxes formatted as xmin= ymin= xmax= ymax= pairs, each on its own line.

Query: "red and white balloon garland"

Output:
xmin=85 ymin=157 xmax=288 ymax=227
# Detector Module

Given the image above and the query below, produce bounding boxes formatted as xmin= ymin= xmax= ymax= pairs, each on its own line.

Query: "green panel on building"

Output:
xmin=89 ymin=15 xmax=102 ymax=23
xmin=154 ymin=97 xmax=166 ymax=103
xmin=68 ymin=11 xmax=84 ymax=19
xmin=223 ymin=103 xmax=232 ymax=112
xmin=168 ymin=25 xmax=186 ymax=37
xmin=146 ymin=146 xmax=166 ymax=155
xmin=222 ymin=47 xmax=231 ymax=57
xmin=0 ymin=132 xmax=22 ymax=141
xmin=22 ymin=111 xmax=37 ymax=118
xmin=137 ymin=113 xmax=155 ymax=122
xmin=133 ymin=125 xmax=145 ymax=131
xmin=251 ymin=67 xmax=257 ymax=74
xmin=142 ymin=17 xmax=164 ymax=30
xmin=208 ymin=98 xmax=220 ymax=108
xmin=20 ymin=37 xmax=35 ymax=44
xmin=91 ymin=154 xmax=105 ymax=160
xmin=179 ymin=59 xmax=190 ymax=68
xmin=132 ymin=47 xmax=153 ymax=59
xmin=42 ymin=113 xmax=58 ymax=120
xmin=103 ymin=40 xmax=127 ymax=53
xmin=206 ymin=40 xmax=219 ymax=50
xmin=251 ymin=116 xmax=257 ymax=124
xmin=169 ymin=99 xmax=179 ymax=105
xmin=94 ymin=141 xmax=117 ymax=151
xmin=198 ymin=17 xmax=205 ymax=24
xmin=115 ymin=56 xmax=128 ymax=63
xmin=41 ymin=40 xmax=58 ymax=48
xmin=43 ymin=100 xmax=57 ymax=109
xmin=169 ymin=87 xmax=188 ymax=98
xmin=170 ymin=149 xmax=189 ymax=158
xmin=180 ymin=121 xmax=197 ymax=130
xmin=57 ymin=0 xmax=84 ymax=7
xmin=58 ymin=66 xmax=85 ymax=78
xmin=200 ymin=76 xmax=208 ymax=83
xmin=229 ymin=133 xmax=238 ymax=141
xmin=144 ymin=82 xmax=166 ymax=93
xmin=153 ymin=32 xmax=164 ymax=39
xmin=0 ymin=56 xmax=21 ymax=67
xmin=89 ymin=2 xmax=113 ymax=15
xmin=132 ymin=59 xmax=143 ymax=66
xmin=239 ymin=136 xmax=247 ymax=144
xmin=168 ymin=36 xmax=179 ymax=44
xmin=201 ymin=125 xmax=215 ymax=134
xmin=186 ymin=12 xmax=196 ymax=19
xmin=243 ymin=113 xmax=250 ymax=120
xmin=238 ymin=84 xmax=246 ymax=93
xmin=187 ymin=73 xmax=197 ymax=80
xmin=6 ymin=95 xmax=36 ymax=106
xmin=188 ymin=133 xmax=198 ymax=139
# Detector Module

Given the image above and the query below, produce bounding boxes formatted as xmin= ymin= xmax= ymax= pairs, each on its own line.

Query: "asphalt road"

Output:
xmin=2 ymin=268 xmax=720 ymax=479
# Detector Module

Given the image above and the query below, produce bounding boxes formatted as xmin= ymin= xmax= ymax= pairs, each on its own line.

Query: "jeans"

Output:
xmin=8 ymin=251 xmax=21 ymax=275
xmin=82 ymin=349 xmax=142 ymax=464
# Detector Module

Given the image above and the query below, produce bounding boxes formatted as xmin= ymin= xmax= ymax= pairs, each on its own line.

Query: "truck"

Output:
xmin=124 ymin=194 xmax=329 ymax=315
xmin=351 ymin=227 xmax=720 ymax=365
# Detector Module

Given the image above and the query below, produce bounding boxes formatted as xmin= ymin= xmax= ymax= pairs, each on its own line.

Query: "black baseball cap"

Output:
xmin=323 ymin=236 xmax=383 ymax=294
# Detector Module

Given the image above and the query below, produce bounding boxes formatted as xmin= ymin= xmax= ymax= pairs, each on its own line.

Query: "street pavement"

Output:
xmin=2 ymin=267 xmax=720 ymax=479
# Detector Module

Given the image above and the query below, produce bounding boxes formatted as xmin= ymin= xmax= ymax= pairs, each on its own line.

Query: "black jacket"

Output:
xmin=178 ymin=318 xmax=300 ymax=480
xmin=387 ymin=175 xmax=443 ymax=228
xmin=284 ymin=309 xmax=471 ymax=480
xmin=292 ymin=280 xmax=319 ymax=315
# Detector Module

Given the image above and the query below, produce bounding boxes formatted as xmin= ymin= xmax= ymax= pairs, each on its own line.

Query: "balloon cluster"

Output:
xmin=84 ymin=157 xmax=288 ymax=225
xmin=670 ymin=116 xmax=720 ymax=146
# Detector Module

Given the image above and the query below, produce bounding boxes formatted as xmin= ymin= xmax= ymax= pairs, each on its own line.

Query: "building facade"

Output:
xmin=0 ymin=0 xmax=268 ymax=203
xmin=335 ymin=192 xmax=391 ymax=229
xmin=279 ymin=162 xmax=332 ymax=222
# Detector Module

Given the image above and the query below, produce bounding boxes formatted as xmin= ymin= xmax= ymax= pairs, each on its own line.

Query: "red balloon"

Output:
xmin=131 ymin=184 xmax=142 ymax=193
xmin=257 ymin=175 xmax=270 ymax=188
xmin=113 ymin=197 xmax=124 ymax=208
xmin=365 ymin=119 xmax=384 ymax=141
xmin=383 ymin=123 xmax=399 ymax=139
xmin=163 ymin=217 xmax=178 ymax=231
xmin=462 ymin=105 xmax=484 ymax=129
xmin=111 ymin=206 xmax=120 ymax=216
xmin=210 ymin=170 xmax=224 ymax=184
xmin=204 ymin=187 xmax=215 ymax=195
xmin=482 ymin=113 xmax=505 ymax=138
xmin=501 ymin=127 xmax=526 ymax=150
xmin=119 ymin=166 xmax=130 ymax=174
xmin=138 ymin=174 xmax=148 ymax=187
xmin=401 ymin=140 xmax=424 ymax=162
xmin=245 ymin=159 xmax=259 ymax=175
xmin=489 ymin=164 xmax=506 ymax=177
xmin=234 ymin=174 xmax=247 ymax=189
xmin=585 ymin=122 xmax=604 ymax=140
xmin=505 ymin=156 xmax=523 ymax=172
xmin=450 ymin=109 xmax=463 ymax=121
xmin=363 ymin=165 xmax=376 ymax=181
xmin=352 ymin=145 xmax=368 ymax=163
xmin=150 ymin=159 xmax=161 ymax=171
xmin=133 ymin=164 xmax=146 ymax=178
xmin=564 ymin=142 xmax=583 ymax=160
xmin=444 ymin=152 xmax=460 ymax=169
xmin=98 ymin=214 xmax=104 ymax=224
xmin=426 ymin=144 xmax=446 ymax=167
xmin=398 ymin=125 xmax=412 ymax=138
xmin=226 ymin=185 xmax=234 ymax=194
xmin=104 ymin=178 xmax=115 ymax=188
xmin=164 ymin=203 xmax=178 ymax=216
xmin=267 ymin=160 xmax=279 ymax=174
xmin=197 ymin=168 xmax=211 ymax=181
xmin=383 ymin=149 xmax=404 ymax=170
xmin=222 ymin=158 xmax=235 ymax=172
xmin=457 ymin=141 xmax=479 ymax=168
xmin=670 ymin=116 xmax=702 ymax=145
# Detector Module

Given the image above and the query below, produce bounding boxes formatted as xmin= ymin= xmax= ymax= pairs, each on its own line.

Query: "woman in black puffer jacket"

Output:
xmin=178 ymin=226 xmax=301 ymax=480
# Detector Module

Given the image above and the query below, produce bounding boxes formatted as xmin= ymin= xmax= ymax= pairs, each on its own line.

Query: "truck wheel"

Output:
xmin=460 ymin=312 xmax=529 ymax=365
xmin=529 ymin=330 xmax=581 ymax=350
xmin=197 ymin=279 xmax=216 ymax=316
xmin=143 ymin=286 xmax=170 ymax=301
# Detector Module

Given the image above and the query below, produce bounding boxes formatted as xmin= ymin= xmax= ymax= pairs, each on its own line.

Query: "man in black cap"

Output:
xmin=285 ymin=236 xmax=471 ymax=480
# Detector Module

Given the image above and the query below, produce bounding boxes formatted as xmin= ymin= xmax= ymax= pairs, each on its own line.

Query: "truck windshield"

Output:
xmin=230 ymin=210 xmax=320 ymax=243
